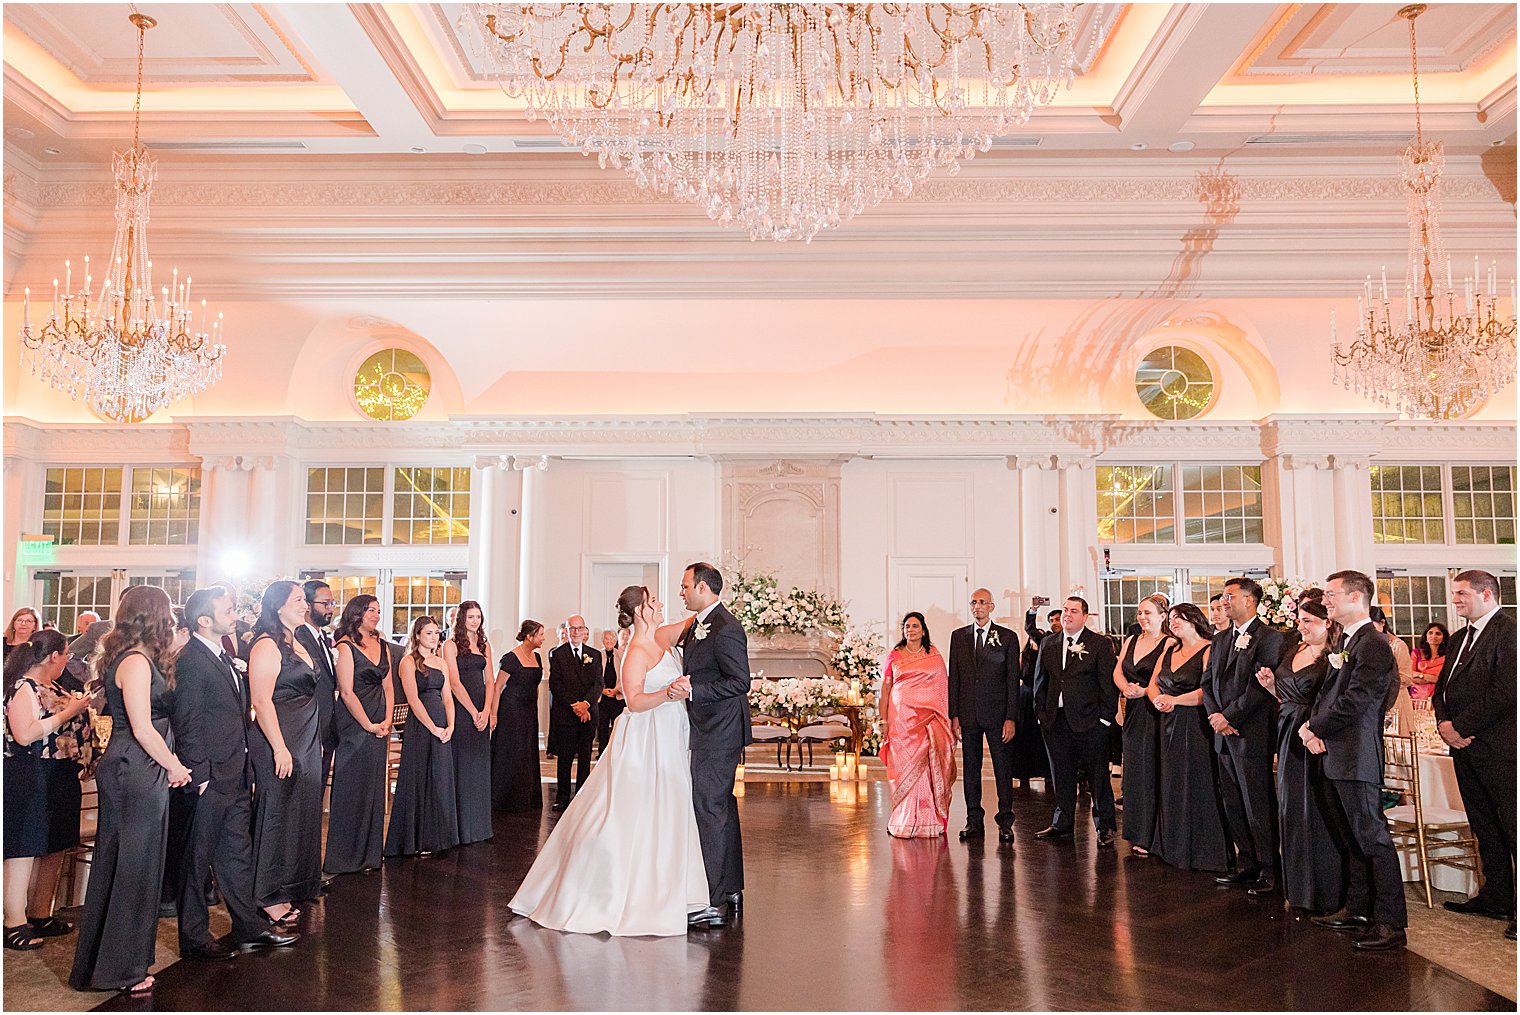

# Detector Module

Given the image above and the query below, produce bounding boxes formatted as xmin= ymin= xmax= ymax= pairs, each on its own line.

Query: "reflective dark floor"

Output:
xmin=93 ymin=781 xmax=1508 ymax=1011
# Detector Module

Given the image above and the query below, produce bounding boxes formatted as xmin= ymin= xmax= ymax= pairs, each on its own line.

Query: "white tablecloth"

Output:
xmin=1396 ymin=750 xmax=1478 ymax=896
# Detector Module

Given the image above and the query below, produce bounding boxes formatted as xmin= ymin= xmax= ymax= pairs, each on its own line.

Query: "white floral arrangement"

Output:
xmin=727 ymin=569 xmax=848 ymax=638
xmin=1257 ymin=576 xmax=1316 ymax=632
xmin=748 ymin=676 xmax=852 ymax=715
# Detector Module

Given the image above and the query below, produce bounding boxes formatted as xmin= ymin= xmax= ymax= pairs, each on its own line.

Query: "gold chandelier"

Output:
xmin=19 ymin=12 xmax=225 ymax=423
xmin=1330 ymin=4 xmax=1515 ymax=420
xmin=467 ymin=3 xmax=1107 ymax=242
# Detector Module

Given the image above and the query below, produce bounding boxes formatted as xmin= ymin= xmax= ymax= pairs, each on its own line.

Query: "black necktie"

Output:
xmin=976 ymin=628 xmax=986 ymax=652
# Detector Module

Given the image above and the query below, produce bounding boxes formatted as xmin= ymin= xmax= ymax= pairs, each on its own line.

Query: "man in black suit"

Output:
xmin=669 ymin=562 xmax=753 ymax=929
xmin=1032 ymin=596 xmax=1119 ymax=846
xmin=1306 ymin=569 xmax=1407 ymax=950
xmin=595 ymin=628 xmax=626 ymax=757
xmin=1434 ymin=569 xmax=1517 ymax=939
xmin=548 ymin=614 xmax=601 ymax=809
xmin=295 ymin=580 xmax=339 ymax=799
xmin=949 ymin=588 xmax=1021 ymax=843
xmin=170 ymin=587 xmax=296 ymax=960
xmin=1203 ymin=576 xmax=1284 ymax=894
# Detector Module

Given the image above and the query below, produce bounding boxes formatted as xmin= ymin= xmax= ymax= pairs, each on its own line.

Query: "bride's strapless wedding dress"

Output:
xmin=509 ymin=648 xmax=709 ymax=936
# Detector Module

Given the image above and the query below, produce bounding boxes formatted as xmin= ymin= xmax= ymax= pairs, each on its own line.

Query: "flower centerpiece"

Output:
xmin=1258 ymin=576 xmax=1315 ymax=632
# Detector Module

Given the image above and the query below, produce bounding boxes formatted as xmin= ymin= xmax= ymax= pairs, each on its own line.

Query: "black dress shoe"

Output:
xmin=1353 ymin=924 xmax=1407 ymax=951
xmin=182 ymin=940 xmax=237 ymax=961
xmin=958 ymin=826 xmax=985 ymax=841
xmin=998 ymin=828 xmax=1015 ymax=844
xmin=724 ymin=891 xmax=742 ymax=914
xmin=320 ymin=875 xmax=335 ymax=891
xmin=1033 ymin=825 xmax=1073 ymax=840
xmin=1245 ymin=877 xmax=1277 ymax=898
xmin=1214 ymin=867 xmax=1261 ymax=887
xmin=239 ymin=929 xmax=299 ymax=951
xmin=550 ymin=801 xmax=566 ymax=812
xmin=687 ymin=906 xmax=726 ymax=929
xmin=1096 ymin=829 xmax=1115 ymax=848
xmin=1311 ymin=909 xmax=1371 ymax=932
xmin=1443 ymin=898 xmax=1509 ymax=920
xmin=1506 ymin=921 xmax=1516 ymax=941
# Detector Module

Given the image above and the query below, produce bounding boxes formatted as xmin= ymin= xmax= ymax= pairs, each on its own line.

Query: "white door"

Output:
xmin=888 ymin=559 xmax=972 ymax=647
xmin=586 ymin=559 xmax=664 ymax=637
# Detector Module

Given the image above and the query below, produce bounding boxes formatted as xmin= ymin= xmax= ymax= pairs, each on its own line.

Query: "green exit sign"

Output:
xmin=19 ymin=535 xmax=56 ymax=565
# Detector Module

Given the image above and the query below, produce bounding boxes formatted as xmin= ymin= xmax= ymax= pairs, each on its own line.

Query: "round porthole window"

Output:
xmin=1135 ymin=346 xmax=1214 ymax=420
xmin=353 ymin=348 xmax=430 ymax=421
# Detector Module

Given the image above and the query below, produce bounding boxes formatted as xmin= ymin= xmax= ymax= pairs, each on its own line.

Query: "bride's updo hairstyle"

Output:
xmin=616 ymin=585 xmax=649 ymax=630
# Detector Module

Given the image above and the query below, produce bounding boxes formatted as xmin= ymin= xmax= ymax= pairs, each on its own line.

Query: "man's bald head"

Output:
xmin=566 ymin=614 xmax=588 ymax=648
xmin=970 ymin=588 xmax=994 ymax=625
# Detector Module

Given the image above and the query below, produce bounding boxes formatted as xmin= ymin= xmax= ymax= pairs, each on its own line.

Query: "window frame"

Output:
xmin=1097 ymin=460 xmax=1268 ymax=550
xmin=304 ymin=465 xmax=472 ymax=548
xmin=1372 ymin=462 xmax=1517 ymax=548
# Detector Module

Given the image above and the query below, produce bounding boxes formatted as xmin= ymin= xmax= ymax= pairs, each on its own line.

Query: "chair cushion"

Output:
xmin=797 ymin=724 xmax=853 ymax=740
xmin=1385 ymin=803 xmax=1469 ymax=827
xmin=751 ymin=727 xmax=791 ymax=741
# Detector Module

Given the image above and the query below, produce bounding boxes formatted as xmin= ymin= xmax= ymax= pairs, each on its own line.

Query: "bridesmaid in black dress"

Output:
xmin=491 ymin=621 xmax=546 ymax=812
xmin=70 ymin=587 xmax=192 ymax=995
xmin=445 ymin=601 xmax=493 ymax=845
xmin=325 ymin=595 xmax=394 ymax=876
xmin=1256 ymin=592 xmax=1347 ymax=916
xmin=386 ymin=616 xmax=459 ymax=857
xmin=1148 ymin=603 xmax=1231 ymax=873
xmin=1114 ymin=594 xmax=1169 ymax=855
xmin=247 ymin=580 xmax=324 ymax=924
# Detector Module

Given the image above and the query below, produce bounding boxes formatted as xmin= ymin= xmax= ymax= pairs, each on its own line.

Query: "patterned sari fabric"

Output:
xmin=880 ymin=648 xmax=956 ymax=838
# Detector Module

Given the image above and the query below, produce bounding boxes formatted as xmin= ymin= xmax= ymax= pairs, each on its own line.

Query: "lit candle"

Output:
xmin=1380 ymin=265 xmax=1388 ymax=302
xmin=1330 ymin=310 xmax=1336 ymax=343
xmin=65 ymin=259 xmax=71 ymax=294
xmin=23 ymin=287 xmax=29 ymax=324
xmin=857 ymin=760 xmax=867 ymax=781
xmin=1489 ymin=261 xmax=1496 ymax=297
xmin=829 ymin=765 xmax=838 ymax=781
xmin=52 ymin=278 xmax=58 ymax=316
xmin=1447 ymin=255 xmax=1453 ymax=291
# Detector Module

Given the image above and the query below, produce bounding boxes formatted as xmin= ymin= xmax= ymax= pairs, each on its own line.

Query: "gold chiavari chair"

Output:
xmin=1381 ymin=731 xmax=1482 ymax=908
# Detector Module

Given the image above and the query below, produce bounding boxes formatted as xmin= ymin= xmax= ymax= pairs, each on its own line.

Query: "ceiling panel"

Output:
xmin=3 ymin=2 xmax=326 ymax=84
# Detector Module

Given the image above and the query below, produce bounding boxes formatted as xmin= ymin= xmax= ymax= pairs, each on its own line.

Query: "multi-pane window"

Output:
xmin=1099 ymin=463 xmax=1264 ymax=546
xmin=128 ymin=468 xmax=201 ymax=545
xmin=127 ymin=574 xmax=197 ymax=609
xmin=43 ymin=468 xmax=123 ymax=546
xmin=1187 ymin=574 xmax=1236 ymax=609
xmin=1102 ymin=575 xmax=1174 ymax=636
xmin=1180 ymin=465 xmax=1263 ymax=544
xmin=1451 ymin=466 xmax=1516 ymax=546
xmin=393 ymin=468 xmax=470 ymax=545
xmin=391 ymin=575 xmax=462 ymax=639
xmin=1370 ymin=465 xmax=1445 ymax=544
xmin=1097 ymin=466 xmax=1174 ymax=545
xmin=36 ymin=574 xmax=115 ymax=635
xmin=306 ymin=468 xmax=386 ymax=545
xmin=1502 ymin=576 xmax=1517 ymax=623
xmin=1379 ymin=574 xmax=1449 ymax=652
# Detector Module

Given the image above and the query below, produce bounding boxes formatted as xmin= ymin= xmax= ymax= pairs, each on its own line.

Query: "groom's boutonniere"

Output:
xmin=1234 ymin=632 xmax=1252 ymax=651
xmin=231 ymin=657 xmax=248 ymax=674
xmin=1069 ymin=642 xmax=1088 ymax=660
xmin=1327 ymin=650 xmax=1349 ymax=670
xmin=693 ymin=622 xmax=711 ymax=642
xmin=987 ymin=629 xmax=1001 ymax=648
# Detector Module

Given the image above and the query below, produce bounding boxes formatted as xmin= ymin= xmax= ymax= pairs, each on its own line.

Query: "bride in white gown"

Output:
xmin=509 ymin=586 xmax=709 ymax=936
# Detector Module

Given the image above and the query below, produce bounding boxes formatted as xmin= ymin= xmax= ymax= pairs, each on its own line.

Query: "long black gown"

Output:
xmin=247 ymin=635 xmax=324 ymax=906
xmin=492 ymin=651 xmax=543 ymax=813
xmin=1149 ymin=644 xmax=1232 ymax=872
xmin=1012 ymin=641 xmax=1051 ymax=781
xmin=324 ymin=638 xmax=392 ymax=875
xmin=1120 ymin=636 xmax=1166 ymax=847
xmin=452 ymin=649 xmax=494 ymax=844
xmin=70 ymin=650 xmax=171 ymax=991
xmin=385 ymin=662 xmax=459 ymax=856
xmin=1274 ymin=648 xmax=1347 ymax=914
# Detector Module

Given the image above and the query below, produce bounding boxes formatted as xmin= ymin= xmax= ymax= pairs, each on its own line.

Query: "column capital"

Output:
xmin=1279 ymin=453 xmax=1333 ymax=471
xmin=473 ymin=454 xmax=511 ymax=471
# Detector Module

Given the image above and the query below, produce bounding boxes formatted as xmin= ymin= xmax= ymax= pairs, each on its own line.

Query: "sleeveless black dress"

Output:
xmin=452 ymin=649 xmax=494 ymax=844
xmin=1149 ymin=644 xmax=1232 ymax=872
xmin=1274 ymin=647 xmax=1346 ymax=914
xmin=1120 ymin=636 xmax=1166 ymax=847
xmin=492 ymin=651 xmax=543 ymax=812
xmin=385 ymin=662 xmax=460 ymax=856
xmin=325 ymin=637 xmax=393 ymax=875
xmin=248 ymin=635 xmax=324 ymax=905
xmin=4 ymin=676 xmax=86 ymax=858
xmin=70 ymin=651 xmax=171 ymax=991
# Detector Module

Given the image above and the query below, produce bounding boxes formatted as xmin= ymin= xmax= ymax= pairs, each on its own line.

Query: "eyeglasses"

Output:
xmin=569 ymin=626 xmax=589 ymax=633
xmin=969 ymin=599 xmax=992 ymax=606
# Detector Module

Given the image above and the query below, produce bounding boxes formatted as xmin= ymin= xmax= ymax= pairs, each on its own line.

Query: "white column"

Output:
xmin=467 ymin=455 xmax=524 ymax=648
xmin=1015 ymin=456 xmax=1061 ymax=609
xmin=1267 ymin=454 xmax=1336 ymax=583
xmin=1056 ymin=455 xmax=1098 ymax=604
xmin=3 ymin=455 xmax=42 ymax=609
xmin=248 ymin=456 xmax=295 ymax=578
xmin=1330 ymin=455 xmax=1375 ymax=576
xmin=194 ymin=457 xmax=253 ymax=584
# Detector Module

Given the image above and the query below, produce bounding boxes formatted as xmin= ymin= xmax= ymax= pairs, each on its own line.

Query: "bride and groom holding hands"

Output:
xmin=510 ymin=563 xmax=754 ymax=936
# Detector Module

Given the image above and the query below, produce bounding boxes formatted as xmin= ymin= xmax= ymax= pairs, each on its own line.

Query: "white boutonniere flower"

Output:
xmin=987 ymin=629 xmax=1001 ymax=648
xmin=693 ymin=622 xmax=710 ymax=641
xmin=1235 ymin=632 xmax=1252 ymax=651
xmin=583 ymin=653 xmax=595 ymax=665
xmin=232 ymin=658 xmax=248 ymax=674
xmin=1069 ymin=642 xmax=1088 ymax=660
xmin=1327 ymin=651 xmax=1348 ymax=670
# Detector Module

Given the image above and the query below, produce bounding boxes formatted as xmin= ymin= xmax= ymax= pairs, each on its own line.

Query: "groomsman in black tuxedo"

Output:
xmin=1434 ymin=569 xmax=1517 ymax=939
xmin=1032 ymin=597 xmax=1119 ymax=845
xmin=170 ymin=587 xmax=297 ymax=959
xmin=1203 ymin=576 xmax=1284 ymax=894
xmin=595 ymin=628 xmax=625 ymax=758
xmin=949 ymin=589 xmax=1021 ymax=843
xmin=1306 ymin=570 xmax=1407 ymax=950
xmin=548 ymin=614 xmax=601 ymax=810
xmin=296 ymin=580 xmax=339 ymax=796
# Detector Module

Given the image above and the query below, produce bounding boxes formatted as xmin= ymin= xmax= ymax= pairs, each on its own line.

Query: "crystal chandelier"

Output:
xmin=1330 ymin=4 xmax=1515 ymax=420
xmin=19 ymin=12 xmax=225 ymax=423
xmin=467 ymin=3 xmax=1106 ymax=242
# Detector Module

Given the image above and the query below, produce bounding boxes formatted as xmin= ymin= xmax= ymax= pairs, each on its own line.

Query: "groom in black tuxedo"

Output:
xmin=170 ymin=586 xmax=296 ymax=959
xmin=670 ymin=562 xmax=752 ymax=930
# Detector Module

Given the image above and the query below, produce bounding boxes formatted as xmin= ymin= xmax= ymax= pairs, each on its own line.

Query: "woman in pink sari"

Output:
xmin=879 ymin=612 xmax=956 ymax=838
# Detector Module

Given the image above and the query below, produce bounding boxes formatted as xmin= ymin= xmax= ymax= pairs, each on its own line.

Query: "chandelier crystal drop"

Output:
xmin=1330 ymin=4 xmax=1515 ymax=420
xmin=19 ymin=12 xmax=225 ymax=423
xmin=466 ymin=3 xmax=1107 ymax=242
